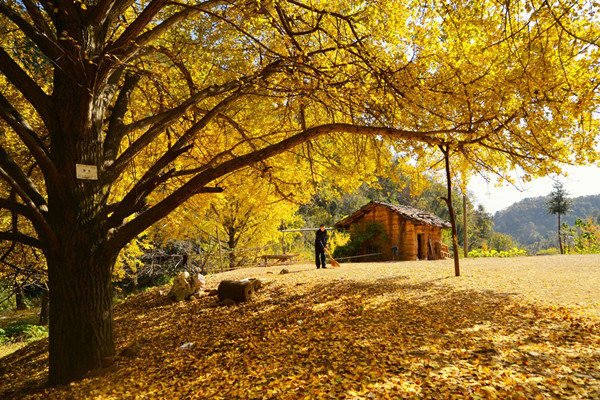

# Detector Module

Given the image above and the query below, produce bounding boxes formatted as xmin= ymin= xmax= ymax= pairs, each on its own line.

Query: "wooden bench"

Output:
xmin=260 ymin=254 xmax=299 ymax=265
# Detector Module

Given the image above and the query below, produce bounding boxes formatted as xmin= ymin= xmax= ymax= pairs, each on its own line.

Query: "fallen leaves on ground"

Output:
xmin=1 ymin=255 xmax=600 ymax=399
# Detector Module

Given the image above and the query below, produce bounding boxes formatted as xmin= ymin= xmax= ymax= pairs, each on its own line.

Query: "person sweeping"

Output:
xmin=315 ymin=224 xmax=329 ymax=269
xmin=315 ymin=225 xmax=340 ymax=268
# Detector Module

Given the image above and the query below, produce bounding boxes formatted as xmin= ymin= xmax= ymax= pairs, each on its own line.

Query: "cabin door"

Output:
xmin=417 ymin=234 xmax=423 ymax=260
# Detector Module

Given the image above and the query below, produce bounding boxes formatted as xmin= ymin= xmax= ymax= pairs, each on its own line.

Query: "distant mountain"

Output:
xmin=493 ymin=194 xmax=600 ymax=247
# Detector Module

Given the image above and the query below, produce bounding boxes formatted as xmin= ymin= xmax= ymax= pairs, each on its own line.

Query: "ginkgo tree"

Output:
xmin=0 ymin=0 xmax=598 ymax=385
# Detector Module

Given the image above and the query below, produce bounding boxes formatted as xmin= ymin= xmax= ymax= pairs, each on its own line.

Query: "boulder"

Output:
xmin=168 ymin=271 xmax=206 ymax=301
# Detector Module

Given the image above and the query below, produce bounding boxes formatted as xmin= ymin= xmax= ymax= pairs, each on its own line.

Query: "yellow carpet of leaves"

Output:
xmin=1 ymin=254 xmax=600 ymax=399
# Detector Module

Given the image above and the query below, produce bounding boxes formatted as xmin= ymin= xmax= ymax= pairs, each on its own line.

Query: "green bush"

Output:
xmin=333 ymin=221 xmax=390 ymax=260
xmin=0 ymin=323 xmax=48 ymax=344
xmin=468 ymin=247 xmax=528 ymax=258
xmin=536 ymin=248 xmax=560 ymax=256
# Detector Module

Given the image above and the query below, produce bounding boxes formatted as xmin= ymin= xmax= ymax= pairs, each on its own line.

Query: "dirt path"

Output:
xmin=208 ymin=254 xmax=600 ymax=306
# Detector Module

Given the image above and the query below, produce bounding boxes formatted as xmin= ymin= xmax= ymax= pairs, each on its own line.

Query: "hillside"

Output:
xmin=493 ymin=194 xmax=600 ymax=247
xmin=1 ymin=257 xmax=600 ymax=399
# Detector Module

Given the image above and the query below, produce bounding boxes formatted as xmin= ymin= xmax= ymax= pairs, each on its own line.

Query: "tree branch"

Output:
xmin=0 ymin=232 xmax=43 ymax=249
xmin=104 ymin=72 xmax=141 ymax=162
xmin=116 ymin=73 xmax=259 ymax=138
xmin=106 ymin=123 xmax=447 ymax=250
xmin=107 ymin=59 xmax=285 ymax=181
xmin=0 ymin=146 xmax=47 ymax=210
xmin=87 ymin=0 xmax=119 ymax=26
xmin=21 ymin=0 xmax=53 ymax=36
xmin=107 ymin=0 xmax=169 ymax=54
xmin=0 ymin=92 xmax=62 ymax=189
xmin=135 ymin=0 xmax=232 ymax=51
xmin=0 ymin=198 xmax=38 ymax=222
xmin=0 ymin=2 xmax=63 ymax=63
xmin=0 ymin=47 xmax=54 ymax=129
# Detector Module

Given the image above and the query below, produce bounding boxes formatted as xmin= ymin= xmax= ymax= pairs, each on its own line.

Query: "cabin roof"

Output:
xmin=334 ymin=200 xmax=452 ymax=229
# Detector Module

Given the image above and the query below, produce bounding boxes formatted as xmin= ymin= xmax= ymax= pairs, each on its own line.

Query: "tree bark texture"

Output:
xmin=442 ymin=147 xmax=460 ymax=277
xmin=43 ymin=67 xmax=116 ymax=384
xmin=47 ymin=239 xmax=116 ymax=384
xmin=38 ymin=286 xmax=50 ymax=326
xmin=558 ymin=213 xmax=564 ymax=254
xmin=15 ymin=286 xmax=27 ymax=310
xmin=218 ymin=280 xmax=255 ymax=302
xmin=463 ymin=194 xmax=468 ymax=258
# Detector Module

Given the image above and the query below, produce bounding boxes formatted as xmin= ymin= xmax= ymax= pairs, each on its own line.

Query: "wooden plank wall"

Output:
xmin=400 ymin=217 xmax=417 ymax=260
xmin=350 ymin=204 xmax=445 ymax=261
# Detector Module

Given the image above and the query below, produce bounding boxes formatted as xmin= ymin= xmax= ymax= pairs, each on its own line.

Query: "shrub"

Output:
xmin=0 ymin=323 xmax=48 ymax=344
xmin=536 ymin=248 xmax=560 ymax=256
xmin=333 ymin=221 xmax=390 ymax=260
xmin=468 ymin=247 xmax=528 ymax=258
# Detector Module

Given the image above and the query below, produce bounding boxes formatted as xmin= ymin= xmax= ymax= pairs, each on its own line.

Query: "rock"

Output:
xmin=218 ymin=280 xmax=255 ymax=302
xmin=206 ymin=289 xmax=218 ymax=296
xmin=221 ymin=298 xmax=236 ymax=306
xmin=168 ymin=271 xmax=206 ymax=301
xmin=279 ymin=268 xmax=289 ymax=274
xmin=168 ymin=272 xmax=194 ymax=301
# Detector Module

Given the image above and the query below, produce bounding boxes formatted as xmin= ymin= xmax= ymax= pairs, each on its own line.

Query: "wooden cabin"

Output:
xmin=334 ymin=201 xmax=451 ymax=261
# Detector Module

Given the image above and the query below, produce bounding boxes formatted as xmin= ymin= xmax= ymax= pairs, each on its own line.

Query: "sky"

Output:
xmin=467 ymin=165 xmax=600 ymax=215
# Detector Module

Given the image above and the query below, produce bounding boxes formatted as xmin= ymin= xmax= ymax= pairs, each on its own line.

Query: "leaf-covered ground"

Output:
xmin=1 ymin=254 xmax=600 ymax=399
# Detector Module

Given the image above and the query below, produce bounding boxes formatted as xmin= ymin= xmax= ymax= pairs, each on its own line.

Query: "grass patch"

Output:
xmin=0 ymin=307 xmax=46 ymax=358
xmin=0 ymin=307 xmax=41 ymax=329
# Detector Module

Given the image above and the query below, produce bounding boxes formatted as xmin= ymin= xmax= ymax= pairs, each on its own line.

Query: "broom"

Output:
xmin=324 ymin=248 xmax=341 ymax=267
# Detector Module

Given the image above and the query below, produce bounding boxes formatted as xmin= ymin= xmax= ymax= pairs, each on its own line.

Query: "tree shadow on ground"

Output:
xmin=1 ymin=277 xmax=599 ymax=399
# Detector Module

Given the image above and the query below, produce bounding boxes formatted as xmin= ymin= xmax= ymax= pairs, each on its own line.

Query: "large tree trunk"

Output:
xmin=43 ymin=39 xmax=117 ymax=383
xmin=47 ymin=238 xmax=116 ymax=385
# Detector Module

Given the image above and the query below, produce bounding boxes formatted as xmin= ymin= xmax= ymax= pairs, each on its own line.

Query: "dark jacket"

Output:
xmin=315 ymin=229 xmax=328 ymax=250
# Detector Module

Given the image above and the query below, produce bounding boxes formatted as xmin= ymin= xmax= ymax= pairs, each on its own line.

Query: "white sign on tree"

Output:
xmin=75 ymin=164 xmax=98 ymax=180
